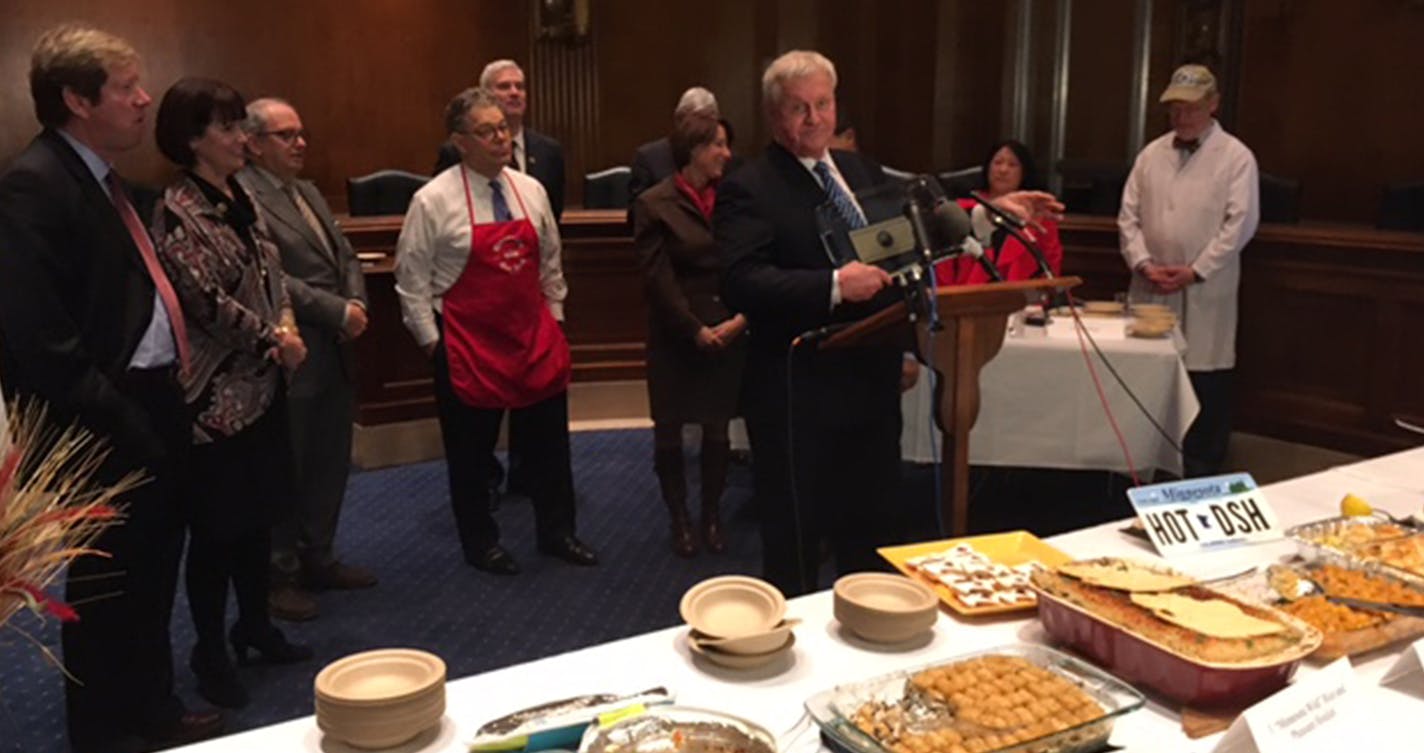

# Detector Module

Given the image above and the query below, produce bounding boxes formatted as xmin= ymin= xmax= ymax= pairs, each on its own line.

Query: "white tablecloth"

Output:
xmin=901 ymin=314 xmax=1199 ymax=476
xmin=174 ymin=447 xmax=1424 ymax=753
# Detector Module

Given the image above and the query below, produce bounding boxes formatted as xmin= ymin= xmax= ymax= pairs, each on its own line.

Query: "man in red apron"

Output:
xmin=394 ymin=87 xmax=597 ymax=575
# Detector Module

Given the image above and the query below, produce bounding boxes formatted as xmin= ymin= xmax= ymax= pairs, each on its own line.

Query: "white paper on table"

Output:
xmin=1212 ymin=658 xmax=1379 ymax=753
xmin=1380 ymin=637 xmax=1424 ymax=692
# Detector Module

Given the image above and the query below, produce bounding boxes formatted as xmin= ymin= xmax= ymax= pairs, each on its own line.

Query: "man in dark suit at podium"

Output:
xmin=715 ymin=50 xmax=904 ymax=597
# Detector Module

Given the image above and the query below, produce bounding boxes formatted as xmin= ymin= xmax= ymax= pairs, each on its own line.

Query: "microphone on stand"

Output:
xmin=970 ymin=191 xmax=1055 ymax=280
xmin=970 ymin=190 xmax=1031 ymax=231
xmin=960 ymin=237 xmax=1004 ymax=282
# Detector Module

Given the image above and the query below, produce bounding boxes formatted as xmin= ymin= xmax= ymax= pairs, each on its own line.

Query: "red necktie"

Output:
xmin=105 ymin=171 xmax=191 ymax=374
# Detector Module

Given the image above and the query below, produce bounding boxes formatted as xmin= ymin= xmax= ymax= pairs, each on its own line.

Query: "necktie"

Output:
xmin=287 ymin=184 xmax=334 ymax=259
xmin=1173 ymin=137 xmax=1200 ymax=154
xmin=508 ymin=140 xmax=521 ymax=171
xmin=813 ymin=160 xmax=866 ymax=229
xmin=490 ymin=180 xmax=514 ymax=222
xmin=106 ymin=171 xmax=191 ymax=374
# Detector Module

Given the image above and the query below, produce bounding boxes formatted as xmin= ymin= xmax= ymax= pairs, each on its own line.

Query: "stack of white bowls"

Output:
xmin=679 ymin=575 xmax=795 ymax=668
xmin=314 ymin=648 xmax=446 ymax=749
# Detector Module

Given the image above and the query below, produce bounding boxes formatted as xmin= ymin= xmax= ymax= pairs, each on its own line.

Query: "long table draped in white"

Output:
xmin=900 ymin=314 xmax=1198 ymax=476
xmin=172 ymin=448 xmax=1423 ymax=753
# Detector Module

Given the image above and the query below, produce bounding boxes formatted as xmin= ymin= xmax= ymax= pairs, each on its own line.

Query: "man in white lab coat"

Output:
xmin=1118 ymin=64 xmax=1260 ymax=477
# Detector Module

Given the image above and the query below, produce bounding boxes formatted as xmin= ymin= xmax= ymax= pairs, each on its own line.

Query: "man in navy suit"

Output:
xmin=434 ymin=59 xmax=566 ymax=218
xmin=715 ymin=50 xmax=904 ymax=598
xmin=0 ymin=23 xmax=222 ymax=751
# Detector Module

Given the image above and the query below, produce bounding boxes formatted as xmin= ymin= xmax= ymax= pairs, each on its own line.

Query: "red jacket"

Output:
xmin=933 ymin=198 xmax=1063 ymax=286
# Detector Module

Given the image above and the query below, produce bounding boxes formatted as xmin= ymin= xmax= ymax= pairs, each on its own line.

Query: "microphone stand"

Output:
xmin=903 ymin=198 xmax=942 ymax=331
xmin=989 ymin=214 xmax=1056 ymax=280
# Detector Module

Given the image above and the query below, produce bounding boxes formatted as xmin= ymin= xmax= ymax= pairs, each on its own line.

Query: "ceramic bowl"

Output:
xmin=688 ymin=630 xmax=796 ymax=669
xmin=833 ymin=573 xmax=939 ymax=643
xmin=679 ymin=576 xmax=786 ymax=638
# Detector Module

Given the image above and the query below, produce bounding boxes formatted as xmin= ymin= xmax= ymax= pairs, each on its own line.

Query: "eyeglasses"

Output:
xmin=260 ymin=129 xmax=307 ymax=143
xmin=459 ymin=122 xmax=511 ymax=142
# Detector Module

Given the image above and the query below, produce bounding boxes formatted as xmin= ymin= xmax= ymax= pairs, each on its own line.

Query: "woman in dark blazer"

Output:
xmin=151 ymin=78 xmax=311 ymax=709
xmin=633 ymin=115 xmax=746 ymax=557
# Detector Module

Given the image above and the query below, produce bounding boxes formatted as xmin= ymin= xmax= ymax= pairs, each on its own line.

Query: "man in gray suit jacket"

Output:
xmin=239 ymin=98 xmax=376 ymax=621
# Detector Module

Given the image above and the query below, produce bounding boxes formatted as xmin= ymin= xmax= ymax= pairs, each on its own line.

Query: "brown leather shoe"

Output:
xmin=269 ymin=583 xmax=318 ymax=621
xmin=303 ymin=561 xmax=378 ymax=590
xmin=143 ymin=709 xmax=224 ymax=749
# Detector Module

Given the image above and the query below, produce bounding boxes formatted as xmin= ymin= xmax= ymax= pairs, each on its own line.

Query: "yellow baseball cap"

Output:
xmin=1159 ymin=64 xmax=1217 ymax=103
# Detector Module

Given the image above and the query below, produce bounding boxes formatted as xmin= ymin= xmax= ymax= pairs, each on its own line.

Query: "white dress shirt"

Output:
xmin=1118 ymin=121 xmax=1259 ymax=370
xmin=394 ymin=164 xmax=567 ymax=348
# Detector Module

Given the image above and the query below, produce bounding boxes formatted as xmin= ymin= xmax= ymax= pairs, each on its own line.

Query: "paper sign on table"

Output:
xmin=1380 ymin=637 xmax=1424 ymax=692
xmin=1213 ymin=658 xmax=1377 ymax=753
xmin=1126 ymin=472 xmax=1283 ymax=558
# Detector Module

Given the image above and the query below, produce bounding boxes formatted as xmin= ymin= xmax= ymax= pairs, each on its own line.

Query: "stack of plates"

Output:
xmin=314 ymin=648 xmax=446 ymax=749
xmin=679 ymin=575 xmax=795 ymax=668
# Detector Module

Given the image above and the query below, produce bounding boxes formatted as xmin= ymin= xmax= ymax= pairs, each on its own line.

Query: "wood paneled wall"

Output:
xmin=2 ymin=1 xmax=1420 ymax=221
xmin=1235 ymin=0 xmax=1424 ymax=224
xmin=0 ymin=1 xmax=529 ymax=209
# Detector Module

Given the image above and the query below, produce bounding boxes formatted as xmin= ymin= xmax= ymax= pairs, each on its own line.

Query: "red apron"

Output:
xmin=440 ymin=168 xmax=570 ymax=409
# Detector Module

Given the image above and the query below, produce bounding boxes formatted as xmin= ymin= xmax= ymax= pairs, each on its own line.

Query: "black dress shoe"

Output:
xmin=303 ymin=560 xmax=378 ymax=590
xmin=229 ymin=622 xmax=313 ymax=666
xmin=537 ymin=534 xmax=599 ymax=566
xmin=144 ymin=709 xmax=225 ymax=748
xmin=190 ymin=645 xmax=249 ymax=709
xmin=467 ymin=544 xmax=520 ymax=575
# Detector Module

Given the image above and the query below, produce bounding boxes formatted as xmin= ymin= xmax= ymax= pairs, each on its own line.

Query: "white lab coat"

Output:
xmin=1118 ymin=121 xmax=1259 ymax=371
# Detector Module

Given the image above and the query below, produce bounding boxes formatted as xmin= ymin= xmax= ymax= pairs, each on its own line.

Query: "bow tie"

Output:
xmin=1173 ymin=137 xmax=1200 ymax=154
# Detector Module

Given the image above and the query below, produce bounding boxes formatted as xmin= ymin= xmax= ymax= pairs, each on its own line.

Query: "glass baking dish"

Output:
xmin=805 ymin=644 xmax=1144 ymax=753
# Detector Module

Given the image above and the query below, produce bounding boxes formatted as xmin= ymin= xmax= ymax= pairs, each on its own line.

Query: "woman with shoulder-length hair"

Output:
xmin=935 ymin=139 xmax=1064 ymax=285
xmin=633 ymin=114 xmax=746 ymax=557
xmin=150 ymin=77 xmax=311 ymax=709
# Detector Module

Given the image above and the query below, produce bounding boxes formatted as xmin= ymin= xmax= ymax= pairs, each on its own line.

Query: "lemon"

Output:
xmin=1340 ymin=493 xmax=1374 ymax=517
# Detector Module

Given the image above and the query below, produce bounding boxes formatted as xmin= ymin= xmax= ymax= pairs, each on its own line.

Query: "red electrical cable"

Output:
xmin=1062 ymin=289 xmax=1142 ymax=487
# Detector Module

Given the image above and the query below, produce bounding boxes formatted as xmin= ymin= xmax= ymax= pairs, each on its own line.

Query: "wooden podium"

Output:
xmin=822 ymin=277 xmax=1081 ymax=535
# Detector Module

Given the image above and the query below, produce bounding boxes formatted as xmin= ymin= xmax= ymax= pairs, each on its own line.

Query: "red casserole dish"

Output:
xmin=1032 ymin=571 xmax=1322 ymax=708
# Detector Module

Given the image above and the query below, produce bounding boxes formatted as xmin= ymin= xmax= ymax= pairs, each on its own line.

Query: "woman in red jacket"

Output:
xmin=935 ymin=140 xmax=1063 ymax=285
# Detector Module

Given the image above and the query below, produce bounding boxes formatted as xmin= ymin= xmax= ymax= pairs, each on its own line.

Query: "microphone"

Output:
xmin=969 ymin=191 xmax=1054 ymax=279
xmin=792 ymin=321 xmax=853 ymax=348
xmin=960 ymin=237 xmax=1004 ymax=282
xmin=970 ymin=190 xmax=1030 ymax=231
xmin=928 ymin=198 xmax=973 ymax=252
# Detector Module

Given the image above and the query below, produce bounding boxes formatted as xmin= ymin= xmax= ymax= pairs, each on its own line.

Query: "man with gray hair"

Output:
xmin=629 ymin=86 xmax=722 ymax=203
xmin=715 ymin=50 xmax=902 ymax=597
xmin=237 ymin=98 xmax=376 ymax=622
xmin=435 ymin=59 xmax=566 ymax=218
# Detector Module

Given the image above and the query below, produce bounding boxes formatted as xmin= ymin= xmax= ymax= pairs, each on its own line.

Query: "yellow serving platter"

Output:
xmin=878 ymin=531 xmax=1071 ymax=616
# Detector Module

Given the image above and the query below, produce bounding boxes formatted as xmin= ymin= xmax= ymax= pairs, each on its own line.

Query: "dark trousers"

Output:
xmin=273 ymin=374 xmax=355 ymax=574
xmin=1184 ymin=369 xmax=1234 ymax=478
xmin=63 ymin=367 xmax=188 ymax=751
xmin=184 ymin=398 xmax=291 ymax=656
xmin=431 ymin=346 xmax=577 ymax=558
xmin=742 ymin=355 xmax=903 ymax=598
xmin=187 ymin=525 xmax=271 ymax=650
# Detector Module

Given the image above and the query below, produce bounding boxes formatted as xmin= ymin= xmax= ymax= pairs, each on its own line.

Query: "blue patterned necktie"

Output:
xmin=490 ymin=179 xmax=513 ymax=222
xmin=813 ymin=160 xmax=866 ymax=229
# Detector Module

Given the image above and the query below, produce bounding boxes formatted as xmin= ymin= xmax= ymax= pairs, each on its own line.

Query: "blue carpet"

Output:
xmin=0 ymin=429 xmax=771 ymax=753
